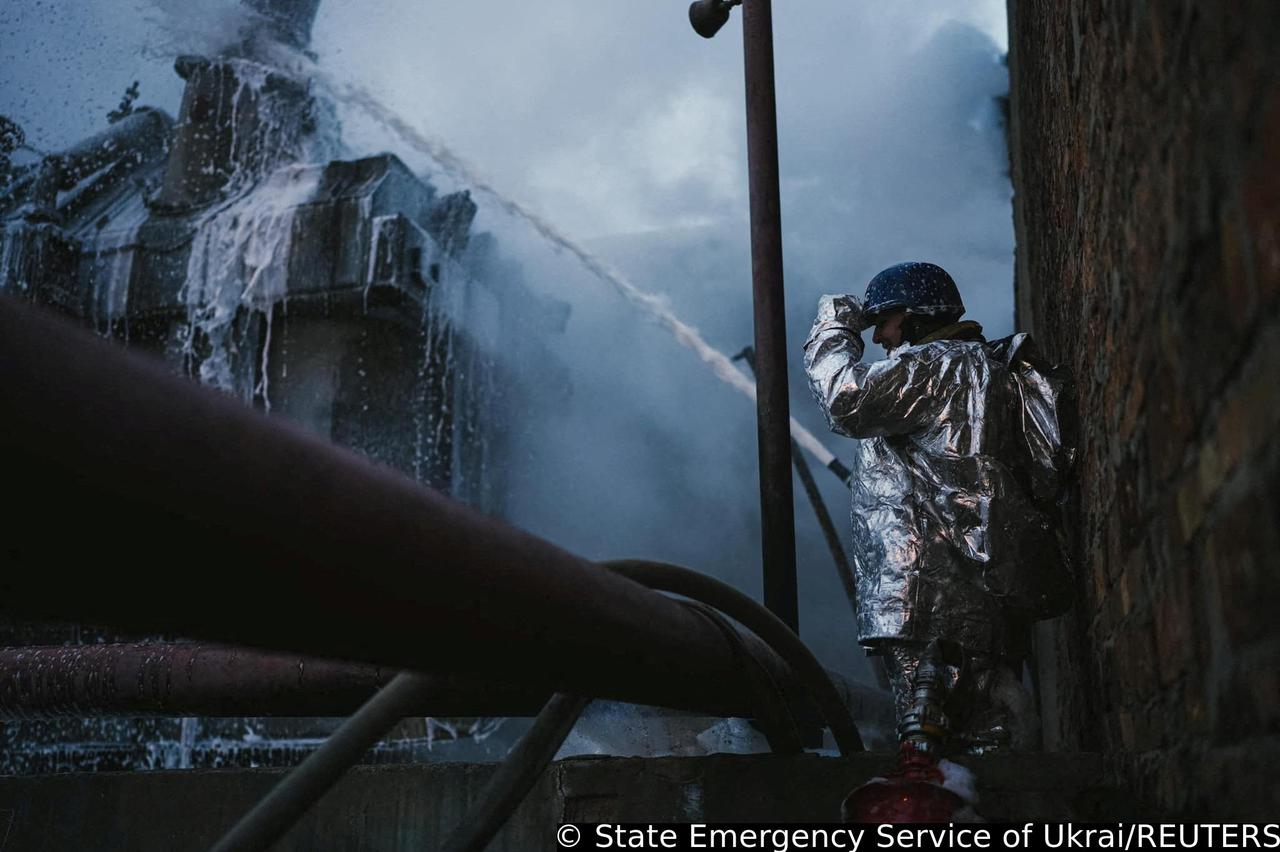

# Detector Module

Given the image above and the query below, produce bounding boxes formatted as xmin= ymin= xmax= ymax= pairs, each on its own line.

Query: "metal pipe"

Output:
xmin=741 ymin=0 xmax=799 ymax=632
xmin=211 ymin=555 xmax=824 ymax=852
xmin=212 ymin=553 xmax=884 ymax=852
xmin=0 ymin=641 xmax=844 ymax=721
xmin=0 ymin=296 xmax=765 ymax=716
xmin=0 ymin=643 xmax=553 ymax=718
xmin=443 ymin=554 xmax=874 ymax=852
xmin=734 ymin=346 xmax=858 ymax=616
xmin=602 ymin=560 xmax=864 ymax=754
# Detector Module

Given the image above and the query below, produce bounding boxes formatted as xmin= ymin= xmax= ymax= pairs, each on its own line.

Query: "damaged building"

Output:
xmin=0 ymin=0 xmax=568 ymax=772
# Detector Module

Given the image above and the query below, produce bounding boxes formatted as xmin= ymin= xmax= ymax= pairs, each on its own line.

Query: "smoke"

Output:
xmin=301 ymin=69 xmax=839 ymax=468
xmin=307 ymin=1 xmax=1012 ymax=683
xmin=0 ymin=0 xmax=1013 ymax=687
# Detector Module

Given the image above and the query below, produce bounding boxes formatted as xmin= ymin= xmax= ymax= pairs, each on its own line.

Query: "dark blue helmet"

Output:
xmin=863 ymin=261 xmax=965 ymax=324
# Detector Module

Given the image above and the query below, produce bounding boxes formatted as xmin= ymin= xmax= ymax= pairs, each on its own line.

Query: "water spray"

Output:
xmin=297 ymin=66 xmax=852 ymax=488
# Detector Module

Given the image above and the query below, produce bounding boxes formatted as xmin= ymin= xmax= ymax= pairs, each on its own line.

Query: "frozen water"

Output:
xmin=181 ymin=162 xmax=321 ymax=393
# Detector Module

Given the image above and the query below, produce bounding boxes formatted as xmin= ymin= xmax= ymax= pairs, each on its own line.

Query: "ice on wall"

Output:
xmin=181 ymin=162 xmax=321 ymax=393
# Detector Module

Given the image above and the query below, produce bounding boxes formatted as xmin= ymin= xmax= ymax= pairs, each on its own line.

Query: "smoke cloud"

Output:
xmin=0 ymin=0 xmax=1012 ymax=684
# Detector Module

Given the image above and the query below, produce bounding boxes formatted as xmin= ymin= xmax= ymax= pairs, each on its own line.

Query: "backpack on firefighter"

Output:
xmin=985 ymin=331 xmax=1077 ymax=620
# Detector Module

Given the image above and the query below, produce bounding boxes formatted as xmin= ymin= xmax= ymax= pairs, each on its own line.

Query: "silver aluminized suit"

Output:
xmin=804 ymin=294 xmax=1073 ymax=745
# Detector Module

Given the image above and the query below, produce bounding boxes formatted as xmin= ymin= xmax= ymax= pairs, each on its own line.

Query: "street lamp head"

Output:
xmin=688 ymin=0 xmax=740 ymax=39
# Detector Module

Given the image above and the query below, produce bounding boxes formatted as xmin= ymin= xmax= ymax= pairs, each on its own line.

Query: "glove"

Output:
xmin=814 ymin=294 xmax=870 ymax=332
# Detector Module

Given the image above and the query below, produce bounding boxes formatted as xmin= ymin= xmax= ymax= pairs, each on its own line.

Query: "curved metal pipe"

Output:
xmin=436 ymin=560 xmax=867 ymax=852
xmin=602 ymin=560 xmax=865 ymax=755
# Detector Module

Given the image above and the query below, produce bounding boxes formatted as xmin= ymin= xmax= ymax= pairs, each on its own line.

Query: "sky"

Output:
xmin=1 ymin=0 xmax=1014 ymax=686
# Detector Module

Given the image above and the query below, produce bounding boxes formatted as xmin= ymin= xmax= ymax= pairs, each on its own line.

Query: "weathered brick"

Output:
xmin=1207 ymin=485 xmax=1280 ymax=649
xmin=1116 ymin=370 xmax=1146 ymax=442
xmin=1145 ymin=362 xmax=1193 ymax=480
xmin=1106 ymin=511 xmax=1126 ymax=581
xmin=1156 ymin=758 xmax=1187 ymax=812
xmin=1242 ymin=89 xmax=1280 ymax=305
xmin=1153 ymin=564 xmax=1195 ymax=686
xmin=1214 ymin=653 xmax=1280 ymax=744
xmin=1091 ymin=523 xmax=1111 ymax=602
xmin=1117 ymin=549 xmax=1141 ymax=618
xmin=1118 ymin=456 xmax=1146 ymax=542
xmin=1117 ymin=708 xmax=1137 ymax=751
xmin=1135 ymin=703 xmax=1163 ymax=752
xmin=1196 ymin=437 xmax=1228 ymax=505
xmin=1218 ymin=202 xmax=1255 ymax=330
xmin=1179 ymin=679 xmax=1212 ymax=737
xmin=1175 ymin=475 xmax=1204 ymax=543
xmin=1010 ymin=0 xmax=1280 ymax=817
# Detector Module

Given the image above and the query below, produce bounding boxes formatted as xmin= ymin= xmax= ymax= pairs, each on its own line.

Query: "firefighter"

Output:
xmin=804 ymin=261 xmax=1074 ymax=753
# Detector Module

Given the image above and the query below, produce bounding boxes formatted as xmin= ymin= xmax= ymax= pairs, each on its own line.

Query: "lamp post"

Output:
xmin=689 ymin=0 xmax=798 ymax=633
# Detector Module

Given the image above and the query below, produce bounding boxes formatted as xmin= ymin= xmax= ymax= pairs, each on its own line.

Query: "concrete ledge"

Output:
xmin=0 ymin=752 xmax=1112 ymax=850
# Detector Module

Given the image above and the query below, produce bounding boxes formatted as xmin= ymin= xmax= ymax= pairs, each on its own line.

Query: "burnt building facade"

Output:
xmin=0 ymin=0 xmax=567 ymax=772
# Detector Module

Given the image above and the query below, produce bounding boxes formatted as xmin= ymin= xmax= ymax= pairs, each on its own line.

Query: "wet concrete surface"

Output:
xmin=0 ymin=751 xmax=1115 ymax=850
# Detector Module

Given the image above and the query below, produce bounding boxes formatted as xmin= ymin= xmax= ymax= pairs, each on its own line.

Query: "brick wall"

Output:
xmin=1007 ymin=0 xmax=1280 ymax=818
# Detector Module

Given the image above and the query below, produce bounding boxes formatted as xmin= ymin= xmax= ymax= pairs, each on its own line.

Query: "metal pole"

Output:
xmin=734 ymin=348 xmax=859 ymax=617
xmin=604 ymin=560 xmax=864 ymax=754
xmin=741 ymin=0 xmax=799 ymax=632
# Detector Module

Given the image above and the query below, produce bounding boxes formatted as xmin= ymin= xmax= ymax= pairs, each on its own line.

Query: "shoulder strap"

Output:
xmin=916 ymin=319 xmax=986 ymax=344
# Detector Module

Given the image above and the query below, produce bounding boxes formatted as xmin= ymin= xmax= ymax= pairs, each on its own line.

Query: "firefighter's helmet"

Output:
xmin=863 ymin=261 xmax=965 ymax=324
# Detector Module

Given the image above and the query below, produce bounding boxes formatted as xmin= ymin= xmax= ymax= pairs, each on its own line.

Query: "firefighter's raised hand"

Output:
xmin=814 ymin=293 xmax=868 ymax=331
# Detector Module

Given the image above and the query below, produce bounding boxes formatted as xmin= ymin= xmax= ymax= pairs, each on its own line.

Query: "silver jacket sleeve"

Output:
xmin=803 ymin=294 xmax=959 ymax=439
